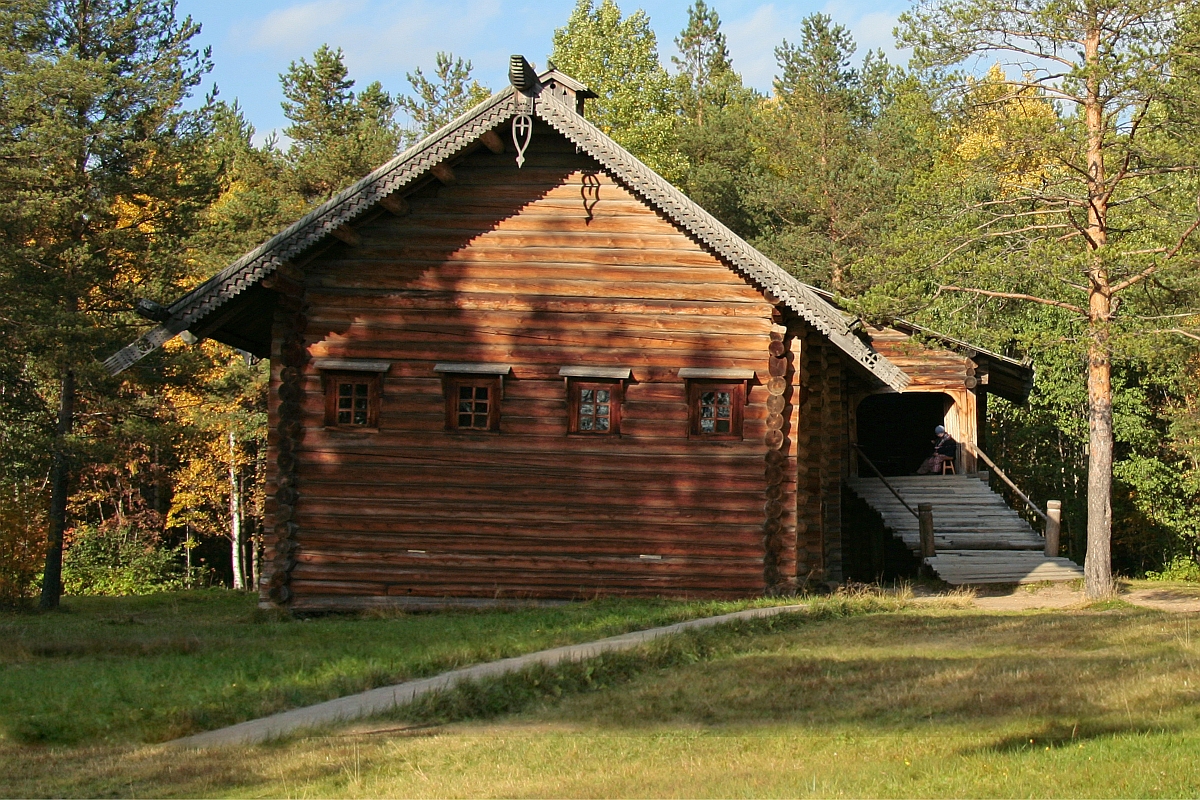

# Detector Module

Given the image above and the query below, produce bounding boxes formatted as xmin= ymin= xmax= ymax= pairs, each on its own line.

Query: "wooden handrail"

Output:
xmin=968 ymin=444 xmax=1050 ymax=525
xmin=852 ymin=444 xmax=919 ymax=519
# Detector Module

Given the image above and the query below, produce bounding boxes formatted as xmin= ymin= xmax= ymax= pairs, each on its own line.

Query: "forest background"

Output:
xmin=2 ymin=0 xmax=1199 ymax=605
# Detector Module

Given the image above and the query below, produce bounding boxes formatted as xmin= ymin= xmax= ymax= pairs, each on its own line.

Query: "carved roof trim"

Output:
xmin=105 ymin=75 xmax=908 ymax=391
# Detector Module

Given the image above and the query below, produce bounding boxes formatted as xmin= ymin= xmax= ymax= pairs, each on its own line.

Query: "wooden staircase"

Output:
xmin=844 ymin=474 xmax=1084 ymax=584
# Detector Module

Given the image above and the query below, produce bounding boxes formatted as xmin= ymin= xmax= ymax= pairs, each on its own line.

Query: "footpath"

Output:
xmin=171 ymin=585 xmax=1199 ymax=750
xmin=169 ymin=603 xmax=807 ymax=749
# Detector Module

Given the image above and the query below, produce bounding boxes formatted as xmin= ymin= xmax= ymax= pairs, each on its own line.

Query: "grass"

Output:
xmin=3 ymin=590 xmax=1199 ymax=797
xmin=0 ymin=589 xmax=791 ymax=746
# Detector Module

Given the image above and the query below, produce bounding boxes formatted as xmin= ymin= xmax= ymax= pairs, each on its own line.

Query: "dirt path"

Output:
xmin=935 ymin=583 xmax=1200 ymax=612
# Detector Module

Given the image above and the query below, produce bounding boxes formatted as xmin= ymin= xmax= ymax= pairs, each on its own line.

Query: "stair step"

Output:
xmin=846 ymin=475 xmax=1080 ymax=585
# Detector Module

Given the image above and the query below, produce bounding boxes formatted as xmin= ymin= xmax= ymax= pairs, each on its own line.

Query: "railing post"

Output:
xmin=918 ymin=503 xmax=936 ymax=558
xmin=1045 ymin=500 xmax=1062 ymax=557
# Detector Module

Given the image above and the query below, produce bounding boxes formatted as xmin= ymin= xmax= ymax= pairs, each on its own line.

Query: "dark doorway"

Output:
xmin=856 ymin=393 xmax=950 ymax=476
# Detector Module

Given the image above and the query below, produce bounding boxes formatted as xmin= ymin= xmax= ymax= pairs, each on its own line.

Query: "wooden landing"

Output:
xmin=846 ymin=474 xmax=1084 ymax=585
xmin=925 ymin=550 xmax=1083 ymax=585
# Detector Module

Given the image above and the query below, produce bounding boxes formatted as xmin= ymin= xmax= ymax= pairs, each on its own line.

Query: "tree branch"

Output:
xmin=939 ymin=285 xmax=1087 ymax=315
xmin=1110 ymin=212 xmax=1200 ymax=294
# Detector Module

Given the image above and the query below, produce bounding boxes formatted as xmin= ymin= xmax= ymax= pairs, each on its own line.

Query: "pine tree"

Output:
xmin=397 ymin=52 xmax=491 ymax=144
xmin=672 ymin=0 xmax=733 ymax=126
xmin=899 ymin=0 xmax=1200 ymax=598
xmin=751 ymin=15 xmax=899 ymax=293
xmin=280 ymin=45 xmax=402 ymax=202
xmin=0 ymin=0 xmax=217 ymax=608
xmin=669 ymin=1 xmax=762 ymax=237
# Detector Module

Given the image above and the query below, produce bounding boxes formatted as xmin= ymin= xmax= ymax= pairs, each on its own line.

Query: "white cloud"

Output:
xmin=236 ymin=0 xmax=366 ymax=54
xmin=725 ymin=4 xmax=787 ymax=92
xmin=233 ymin=0 xmax=505 ymax=78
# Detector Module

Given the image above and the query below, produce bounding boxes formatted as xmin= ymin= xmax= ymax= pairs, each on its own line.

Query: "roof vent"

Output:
xmin=509 ymin=55 xmax=536 ymax=91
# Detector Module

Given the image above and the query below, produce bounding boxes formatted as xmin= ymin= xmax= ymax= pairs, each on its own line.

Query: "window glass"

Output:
xmin=689 ymin=381 xmax=744 ymax=439
xmin=571 ymin=381 xmax=619 ymax=434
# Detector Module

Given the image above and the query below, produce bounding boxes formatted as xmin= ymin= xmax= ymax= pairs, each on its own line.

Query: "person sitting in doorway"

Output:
xmin=917 ymin=425 xmax=957 ymax=474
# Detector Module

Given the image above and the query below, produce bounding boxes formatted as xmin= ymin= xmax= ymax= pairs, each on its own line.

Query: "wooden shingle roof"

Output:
xmin=104 ymin=66 xmax=910 ymax=391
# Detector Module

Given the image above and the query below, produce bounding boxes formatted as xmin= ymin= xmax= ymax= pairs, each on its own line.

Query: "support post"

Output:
xmin=918 ymin=503 xmax=935 ymax=558
xmin=1045 ymin=500 xmax=1062 ymax=557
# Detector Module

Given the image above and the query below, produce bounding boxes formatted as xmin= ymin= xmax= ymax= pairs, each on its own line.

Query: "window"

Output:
xmin=569 ymin=380 xmax=623 ymax=435
xmin=443 ymin=375 xmax=501 ymax=431
xmin=688 ymin=381 xmax=745 ymax=439
xmin=323 ymin=372 xmax=380 ymax=428
xmin=434 ymin=363 xmax=511 ymax=433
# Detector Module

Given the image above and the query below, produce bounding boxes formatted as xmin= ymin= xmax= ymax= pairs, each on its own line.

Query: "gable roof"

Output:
xmin=104 ymin=67 xmax=910 ymax=391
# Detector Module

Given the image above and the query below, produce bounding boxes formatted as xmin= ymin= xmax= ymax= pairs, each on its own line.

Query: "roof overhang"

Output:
xmin=105 ymin=61 xmax=910 ymax=393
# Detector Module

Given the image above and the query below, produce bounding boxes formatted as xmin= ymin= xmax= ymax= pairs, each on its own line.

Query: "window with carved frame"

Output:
xmin=323 ymin=372 xmax=381 ymax=429
xmin=568 ymin=379 xmax=623 ymax=435
xmin=687 ymin=380 xmax=745 ymax=440
xmin=443 ymin=374 xmax=502 ymax=432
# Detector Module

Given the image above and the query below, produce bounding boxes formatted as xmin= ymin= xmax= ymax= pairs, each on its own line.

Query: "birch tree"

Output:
xmin=898 ymin=0 xmax=1200 ymax=597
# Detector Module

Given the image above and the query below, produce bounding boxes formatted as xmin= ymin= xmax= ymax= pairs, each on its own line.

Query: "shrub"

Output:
xmin=61 ymin=524 xmax=184 ymax=596
xmin=1144 ymin=556 xmax=1200 ymax=582
xmin=0 ymin=488 xmax=47 ymax=607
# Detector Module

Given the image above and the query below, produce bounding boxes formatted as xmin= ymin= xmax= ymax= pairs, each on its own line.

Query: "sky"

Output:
xmin=175 ymin=0 xmax=914 ymax=143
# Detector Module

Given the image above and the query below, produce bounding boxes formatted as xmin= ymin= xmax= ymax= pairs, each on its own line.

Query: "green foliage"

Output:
xmin=551 ymin=0 xmax=683 ymax=179
xmin=668 ymin=2 xmax=764 ymax=238
xmin=748 ymin=15 xmax=938 ymax=293
xmin=281 ymin=44 xmax=402 ymax=202
xmin=1144 ymin=556 xmax=1200 ymax=581
xmin=397 ymin=52 xmax=491 ymax=144
xmin=60 ymin=525 xmax=183 ymax=596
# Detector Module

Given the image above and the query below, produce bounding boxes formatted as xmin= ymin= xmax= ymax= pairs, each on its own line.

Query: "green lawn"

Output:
xmin=0 ymin=590 xmax=783 ymax=746
xmin=3 ymin=590 xmax=1199 ymax=798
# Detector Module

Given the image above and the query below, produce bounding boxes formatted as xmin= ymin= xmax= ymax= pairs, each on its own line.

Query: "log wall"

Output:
xmin=264 ymin=125 xmax=786 ymax=608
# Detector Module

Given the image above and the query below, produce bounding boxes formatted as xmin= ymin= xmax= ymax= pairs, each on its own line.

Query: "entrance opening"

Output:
xmin=856 ymin=393 xmax=951 ymax=476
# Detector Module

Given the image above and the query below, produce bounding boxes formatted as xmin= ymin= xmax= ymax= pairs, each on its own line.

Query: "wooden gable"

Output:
xmin=270 ymin=122 xmax=788 ymax=607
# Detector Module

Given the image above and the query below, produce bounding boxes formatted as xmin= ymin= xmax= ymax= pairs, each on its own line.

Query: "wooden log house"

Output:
xmin=107 ymin=58 xmax=1033 ymax=610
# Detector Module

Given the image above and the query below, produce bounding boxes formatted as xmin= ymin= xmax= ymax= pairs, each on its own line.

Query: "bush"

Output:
xmin=62 ymin=524 xmax=184 ymax=596
xmin=0 ymin=488 xmax=47 ymax=607
xmin=1144 ymin=556 xmax=1200 ymax=582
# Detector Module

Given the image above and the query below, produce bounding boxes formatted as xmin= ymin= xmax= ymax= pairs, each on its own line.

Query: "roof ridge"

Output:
xmin=105 ymin=75 xmax=907 ymax=392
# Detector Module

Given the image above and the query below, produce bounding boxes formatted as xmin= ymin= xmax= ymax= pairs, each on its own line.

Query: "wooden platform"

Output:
xmin=845 ymin=475 xmax=1084 ymax=585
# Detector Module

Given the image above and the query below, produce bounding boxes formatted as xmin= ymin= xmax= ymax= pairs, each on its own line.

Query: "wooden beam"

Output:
xmin=377 ymin=194 xmax=410 ymax=216
xmin=480 ymin=130 xmax=505 ymax=154
xmin=330 ymin=224 xmax=360 ymax=247
xmin=430 ymin=163 xmax=456 ymax=185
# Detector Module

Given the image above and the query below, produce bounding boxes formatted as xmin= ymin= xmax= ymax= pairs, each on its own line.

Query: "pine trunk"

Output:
xmin=1081 ymin=16 xmax=1115 ymax=599
xmin=39 ymin=370 xmax=76 ymax=610
xmin=1084 ymin=309 xmax=1116 ymax=598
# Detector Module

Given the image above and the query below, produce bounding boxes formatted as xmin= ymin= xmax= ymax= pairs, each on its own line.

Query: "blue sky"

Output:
xmin=176 ymin=0 xmax=914 ymax=142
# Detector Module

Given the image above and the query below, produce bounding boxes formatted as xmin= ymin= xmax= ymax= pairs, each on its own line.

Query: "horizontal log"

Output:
xmin=313 ymin=273 xmax=765 ymax=303
xmin=306 ymin=341 xmax=769 ymax=369
xmin=297 ymin=460 xmax=773 ymax=491
xmin=360 ymin=227 xmax=703 ymax=254
xmin=305 ymin=307 xmax=776 ymax=337
xmin=307 ymin=323 xmax=772 ymax=355
xmin=293 ymin=500 xmax=764 ymax=526
xmin=298 ymin=532 xmax=766 ymax=559
xmin=306 ymin=289 xmax=775 ymax=318
xmin=290 ymin=563 xmax=766 ymax=588
xmin=297 ymin=480 xmax=766 ymax=509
